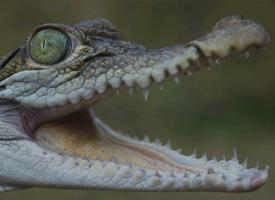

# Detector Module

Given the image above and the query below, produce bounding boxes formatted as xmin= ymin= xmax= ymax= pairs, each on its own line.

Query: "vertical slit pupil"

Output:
xmin=41 ymin=36 xmax=46 ymax=54
xmin=30 ymin=29 xmax=70 ymax=64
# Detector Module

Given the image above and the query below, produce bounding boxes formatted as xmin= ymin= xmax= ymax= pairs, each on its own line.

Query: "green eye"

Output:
xmin=30 ymin=29 xmax=70 ymax=64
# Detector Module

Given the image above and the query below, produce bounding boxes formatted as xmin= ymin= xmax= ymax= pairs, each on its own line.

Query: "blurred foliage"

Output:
xmin=0 ymin=0 xmax=274 ymax=199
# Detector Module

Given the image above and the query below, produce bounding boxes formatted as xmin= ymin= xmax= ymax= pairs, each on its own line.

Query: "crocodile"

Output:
xmin=0 ymin=16 xmax=270 ymax=193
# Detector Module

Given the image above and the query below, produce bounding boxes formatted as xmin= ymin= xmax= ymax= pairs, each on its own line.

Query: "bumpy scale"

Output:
xmin=0 ymin=16 xmax=270 ymax=193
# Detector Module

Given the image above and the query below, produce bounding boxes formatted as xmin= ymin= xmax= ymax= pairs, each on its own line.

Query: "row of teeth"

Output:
xmin=121 ymin=131 xmax=268 ymax=171
xmin=54 ymin=47 xmax=253 ymax=107
xmin=108 ymin=50 xmax=253 ymax=102
xmin=90 ymin=103 xmax=268 ymax=190
xmin=73 ymin=150 xmax=268 ymax=190
xmin=94 ymin=111 xmax=268 ymax=173
xmin=67 ymin=140 xmax=268 ymax=185
xmin=29 ymin=48 xmax=248 ymax=108
xmin=57 ymin=148 xmax=268 ymax=191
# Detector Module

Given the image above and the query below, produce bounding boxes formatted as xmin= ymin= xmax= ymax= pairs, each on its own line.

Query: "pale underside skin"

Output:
xmin=0 ymin=16 xmax=270 ymax=193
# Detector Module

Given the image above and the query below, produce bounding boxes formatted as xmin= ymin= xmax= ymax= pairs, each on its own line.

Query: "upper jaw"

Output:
xmin=0 ymin=16 xmax=270 ymax=111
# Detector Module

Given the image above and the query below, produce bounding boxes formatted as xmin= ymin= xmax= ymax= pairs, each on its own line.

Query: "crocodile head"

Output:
xmin=0 ymin=16 xmax=270 ymax=192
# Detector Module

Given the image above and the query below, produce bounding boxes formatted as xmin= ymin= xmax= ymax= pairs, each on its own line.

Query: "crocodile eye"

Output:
xmin=29 ymin=29 xmax=70 ymax=65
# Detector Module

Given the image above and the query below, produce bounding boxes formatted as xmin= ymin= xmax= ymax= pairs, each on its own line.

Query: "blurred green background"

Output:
xmin=0 ymin=0 xmax=274 ymax=199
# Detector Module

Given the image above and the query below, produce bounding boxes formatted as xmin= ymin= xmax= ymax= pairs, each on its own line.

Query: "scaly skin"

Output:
xmin=0 ymin=16 xmax=270 ymax=192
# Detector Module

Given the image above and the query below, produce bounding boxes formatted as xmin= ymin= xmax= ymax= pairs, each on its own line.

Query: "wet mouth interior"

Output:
xmin=34 ymin=110 xmax=201 ymax=173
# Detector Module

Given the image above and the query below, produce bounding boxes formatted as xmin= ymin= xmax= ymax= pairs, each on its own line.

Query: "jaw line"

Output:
xmin=18 ymin=16 xmax=270 ymax=192
xmin=32 ymin=44 xmax=269 ymax=192
xmin=34 ymin=105 xmax=269 ymax=192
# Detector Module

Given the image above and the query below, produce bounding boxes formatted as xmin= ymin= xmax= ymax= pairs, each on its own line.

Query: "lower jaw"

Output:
xmin=33 ymin=108 xmax=268 ymax=192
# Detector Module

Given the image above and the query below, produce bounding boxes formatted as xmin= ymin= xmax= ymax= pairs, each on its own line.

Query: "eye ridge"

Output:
xmin=29 ymin=29 xmax=70 ymax=65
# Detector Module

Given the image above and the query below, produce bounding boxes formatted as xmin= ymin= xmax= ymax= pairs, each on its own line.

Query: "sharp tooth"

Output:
xmin=232 ymin=147 xmax=238 ymax=161
xmin=202 ymin=152 xmax=207 ymax=161
xmin=222 ymin=155 xmax=226 ymax=161
xmin=215 ymin=59 xmax=220 ymax=66
xmin=242 ymin=157 xmax=248 ymax=168
xmin=116 ymin=90 xmax=120 ymax=95
xmin=212 ymin=155 xmax=217 ymax=161
xmin=173 ymin=76 xmax=180 ymax=85
xmin=255 ymin=161 xmax=259 ymax=170
xmin=143 ymin=88 xmax=149 ymax=102
xmin=165 ymin=140 xmax=171 ymax=149
xmin=129 ymin=88 xmax=133 ymax=96
xmin=264 ymin=165 xmax=269 ymax=173
xmin=143 ymin=135 xmax=150 ymax=142
xmin=155 ymin=137 xmax=161 ymax=145
xmin=191 ymin=149 xmax=197 ymax=158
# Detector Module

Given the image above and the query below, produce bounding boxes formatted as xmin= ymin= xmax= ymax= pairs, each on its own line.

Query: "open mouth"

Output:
xmin=35 ymin=106 xmax=269 ymax=192
xmin=34 ymin=50 xmax=269 ymax=193
xmin=0 ymin=16 xmax=269 ymax=193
